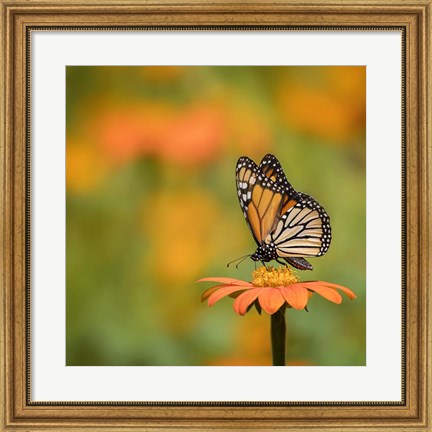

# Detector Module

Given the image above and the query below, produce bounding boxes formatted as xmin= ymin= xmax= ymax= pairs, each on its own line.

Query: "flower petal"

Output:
xmin=207 ymin=285 xmax=251 ymax=307
xmin=300 ymin=281 xmax=356 ymax=300
xmin=258 ymin=288 xmax=285 ymax=314
xmin=301 ymin=283 xmax=342 ymax=304
xmin=280 ymin=285 xmax=309 ymax=310
xmin=233 ymin=288 xmax=263 ymax=315
xmin=197 ymin=277 xmax=253 ymax=286
xmin=321 ymin=282 xmax=357 ymax=300
xmin=201 ymin=284 xmax=233 ymax=302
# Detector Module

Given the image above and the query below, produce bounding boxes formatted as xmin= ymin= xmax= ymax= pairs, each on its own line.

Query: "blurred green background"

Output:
xmin=66 ymin=66 xmax=366 ymax=366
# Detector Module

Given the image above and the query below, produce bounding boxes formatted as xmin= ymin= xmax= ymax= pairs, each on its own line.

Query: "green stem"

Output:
xmin=271 ymin=308 xmax=286 ymax=366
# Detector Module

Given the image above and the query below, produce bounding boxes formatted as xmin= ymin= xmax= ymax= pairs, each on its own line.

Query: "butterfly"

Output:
xmin=235 ymin=154 xmax=331 ymax=270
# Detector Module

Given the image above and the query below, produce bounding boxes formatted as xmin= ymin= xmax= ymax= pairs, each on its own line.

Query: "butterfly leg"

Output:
xmin=275 ymin=258 xmax=288 ymax=267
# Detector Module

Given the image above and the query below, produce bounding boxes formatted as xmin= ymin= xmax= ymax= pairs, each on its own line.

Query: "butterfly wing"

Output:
xmin=258 ymin=154 xmax=331 ymax=260
xmin=258 ymin=153 xmax=301 ymax=218
xmin=236 ymin=157 xmax=286 ymax=245
xmin=270 ymin=193 xmax=331 ymax=258
xmin=259 ymin=154 xmax=298 ymax=197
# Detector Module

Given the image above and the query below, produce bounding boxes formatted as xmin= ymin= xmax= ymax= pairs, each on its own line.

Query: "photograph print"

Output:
xmin=66 ymin=66 xmax=366 ymax=367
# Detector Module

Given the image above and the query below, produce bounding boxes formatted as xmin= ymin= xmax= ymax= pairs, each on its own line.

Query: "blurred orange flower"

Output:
xmin=158 ymin=103 xmax=226 ymax=166
xmin=277 ymin=66 xmax=365 ymax=143
xmin=66 ymin=139 xmax=112 ymax=193
xmin=93 ymin=103 xmax=172 ymax=164
xmin=142 ymin=190 xmax=222 ymax=286
xmin=234 ymin=310 xmax=271 ymax=363
xmin=93 ymin=102 xmax=226 ymax=167
xmin=140 ymin=66 xmax=187 ymax=82
xmin=223 ymin=98 xmax=272 ymax=158
xmin=207 ymin=355 xmax=269 ymax=366
xmin=199 ymin=266 xmax=356 ymax=315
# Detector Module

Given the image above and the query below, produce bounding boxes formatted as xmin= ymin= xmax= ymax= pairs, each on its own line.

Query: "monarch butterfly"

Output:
xmin=236 ymin=154 xmax=331 ymax=270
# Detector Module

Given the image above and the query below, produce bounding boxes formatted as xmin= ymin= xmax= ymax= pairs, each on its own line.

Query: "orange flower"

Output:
xmin=199 ymin=266 xmax=356 ymax=316
xmin=66 ymin=138 xmax=112 ymax=193
xmin=158 ymin=103 xmax=226 ymax=166
xmin=276 ymin=66 xmax=365 ymax=143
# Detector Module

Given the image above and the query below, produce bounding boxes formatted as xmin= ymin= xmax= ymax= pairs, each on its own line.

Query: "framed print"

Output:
xmin=1 ymin=0 xmax=431 ymax=430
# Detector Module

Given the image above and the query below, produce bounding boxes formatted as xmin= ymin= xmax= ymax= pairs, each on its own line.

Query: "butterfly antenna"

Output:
xmin=227 ymin=254 xmax=251 ymax=268
xmin=235 ymin=255 xmax=251 ymax=269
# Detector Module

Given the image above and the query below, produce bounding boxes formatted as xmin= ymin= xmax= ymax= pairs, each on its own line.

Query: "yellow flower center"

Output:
xmin=252 ymin=266 xmax=300 ymax=287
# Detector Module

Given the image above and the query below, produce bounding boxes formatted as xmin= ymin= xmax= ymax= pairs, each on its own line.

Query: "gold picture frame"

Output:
xmin=1 ymin=0 xmax=430 ymax=430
